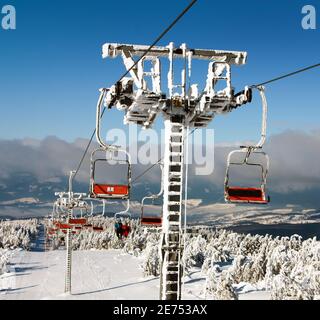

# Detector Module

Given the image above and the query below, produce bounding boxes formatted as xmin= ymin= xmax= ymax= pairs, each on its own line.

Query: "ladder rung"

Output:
xmin=169 ymin=175 xmax=182 ymax=179
xmin=168 ymin=234 xmax=180 ymax=238
xmin=166 ymin=291 xmax=179 ymax=295
xmin=169 ymin=162 xmax=182 ymax=166
xmin=167 ymin=261 xmax=179 ymax=265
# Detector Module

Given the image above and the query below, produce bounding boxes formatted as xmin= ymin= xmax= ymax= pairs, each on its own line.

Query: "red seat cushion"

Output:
xmin=69 ymin=218 xmax=87 ymax=225
xmin=227 ymin=187 xmax=268 ymax=204
xmin=141 ymin=217 xmax=162 ymax=226
xmin=56 ymin=223 xmax=72 ymax=230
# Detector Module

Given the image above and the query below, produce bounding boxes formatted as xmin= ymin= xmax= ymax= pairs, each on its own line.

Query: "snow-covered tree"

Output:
xmin=204 ymin=265 xmax=238 ymax=300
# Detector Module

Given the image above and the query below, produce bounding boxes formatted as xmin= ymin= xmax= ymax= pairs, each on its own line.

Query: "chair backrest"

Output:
xmin=90 ymin=149 xmax=132 ymax=200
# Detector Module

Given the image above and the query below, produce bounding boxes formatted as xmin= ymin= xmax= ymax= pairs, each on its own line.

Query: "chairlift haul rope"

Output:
xmin=52 ymin=0 xmax=320 ymax=301
xmin=251 ymin=62 xmax=320 ymax=88
xmin=73 ymin=0 xmax=199 ymax=181
xmin=74 ymin=59 xmax=320 ymax=186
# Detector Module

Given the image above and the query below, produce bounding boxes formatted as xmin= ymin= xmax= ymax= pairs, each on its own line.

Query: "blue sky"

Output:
xmin=0 ymin=0 xmax=319 ymax=143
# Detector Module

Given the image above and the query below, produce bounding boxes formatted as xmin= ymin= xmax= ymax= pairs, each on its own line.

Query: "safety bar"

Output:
xmin=115 ymin=199 xmax=131 ymax=219
xmin=141 ymin=163 xmax=164 ymax=211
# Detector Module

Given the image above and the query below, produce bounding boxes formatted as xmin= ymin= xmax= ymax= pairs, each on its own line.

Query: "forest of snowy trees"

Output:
xmin=44 ymin=216 xmax=320 ymax=300
xmin=0 ymin=219 xmax=39 ymax=275
xmin=1 ymin=217 xmax=319 ymax=299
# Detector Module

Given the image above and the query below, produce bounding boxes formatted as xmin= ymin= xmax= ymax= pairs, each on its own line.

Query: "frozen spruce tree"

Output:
xmin=182 ymin=235 xmax=207 ymax=273
xmin=204 ymin=265 xmax=238 ymax=300
xmin=142 ymin=240 xmax=161 ymax=277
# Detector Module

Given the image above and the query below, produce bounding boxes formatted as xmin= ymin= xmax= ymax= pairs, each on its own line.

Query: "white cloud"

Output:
xmin=0 ymin=129 xmax=319 ymax=204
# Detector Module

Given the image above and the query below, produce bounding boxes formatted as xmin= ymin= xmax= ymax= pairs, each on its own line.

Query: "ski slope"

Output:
xmin=0 ymin=227 xmax=270 ymax=300
xmin=1 ymin=251 xmax=270 ymax=300
xmin=0 ymin=248 xmax=210 ymax=300
xmin=0 ymin=249 xmax=269 ymax=300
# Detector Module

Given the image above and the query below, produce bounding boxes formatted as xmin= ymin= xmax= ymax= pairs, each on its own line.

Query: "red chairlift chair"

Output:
xmin=89 ymin=149 xmax=131 ymax=200
xmin=224 ymin=86 xmax=270 ymax=205
xmin=140 ymin=163 xmax=163 ymax=228
xmin=89 ymin=88 xmax=132 ymax=201
xmin=69 ymin=218 xmax=87 ymax=226
xmin=225 ymin=154 xmax=270 ymax=204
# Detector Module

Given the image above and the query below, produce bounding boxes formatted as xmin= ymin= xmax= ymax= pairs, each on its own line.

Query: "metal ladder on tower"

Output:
xmin=160 ymin=117 xmax=185 ymax=300
xmin=65 ymin=209 xmax=72 ymax=294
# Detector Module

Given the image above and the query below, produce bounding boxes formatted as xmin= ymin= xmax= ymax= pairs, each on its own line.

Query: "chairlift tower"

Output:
xmin=55 ymin=171 xmax=87 ymax=294
xmin=101 ymin=42 xmax=252 ymax=300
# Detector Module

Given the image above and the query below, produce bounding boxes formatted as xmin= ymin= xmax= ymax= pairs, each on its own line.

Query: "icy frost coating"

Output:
xmin=0 ymin=219 xmax=39 ymax=250
xmin=45 ymin=216 xmax=320 ymax=300
xmin=0 ymin=219 xmax=39 ymax=275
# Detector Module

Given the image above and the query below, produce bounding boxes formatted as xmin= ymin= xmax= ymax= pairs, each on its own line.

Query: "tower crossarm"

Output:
xmin=102 ymin=42 xmax=251 ymax=129
xmin=103 ymin=43 xmax=247 ymax=65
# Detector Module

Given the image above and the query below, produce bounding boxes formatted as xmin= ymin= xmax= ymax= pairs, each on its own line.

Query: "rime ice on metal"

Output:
xmin=101 ymin=42 xmax=253 ymax=300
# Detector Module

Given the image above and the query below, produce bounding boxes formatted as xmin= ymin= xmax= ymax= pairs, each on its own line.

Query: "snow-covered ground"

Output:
xmin=0 ymin=248 xmax=269 ymax=300
xmin=0 ymin=249 xmax=158 ymax=300
xmin=2 ymin=218 xmax=319 ymax=300
xmin=0 ymin=223 xmax=269 ymax=300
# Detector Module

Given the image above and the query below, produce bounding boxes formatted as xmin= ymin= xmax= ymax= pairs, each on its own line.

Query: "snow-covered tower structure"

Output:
xmin=102 ymin=42 xmax=251 ymax=300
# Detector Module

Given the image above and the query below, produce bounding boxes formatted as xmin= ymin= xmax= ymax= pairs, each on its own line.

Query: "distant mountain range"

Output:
xmin=1 ymin=133 xmax=320 ymax=219
xmin=1 ymin=171 xmax=320 ymax=222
